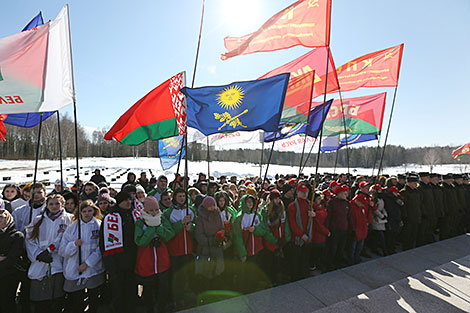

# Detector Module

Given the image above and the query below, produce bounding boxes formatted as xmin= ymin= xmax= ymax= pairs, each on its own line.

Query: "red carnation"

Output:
xmin=216 ymin=231 xmax=226 ymax=242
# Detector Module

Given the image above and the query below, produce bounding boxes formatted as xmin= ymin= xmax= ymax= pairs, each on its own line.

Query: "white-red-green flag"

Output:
xmin=0 ymin=6 xmax=74 ymax=114
xmin=452 ymin=143 xmax=470 ymax=161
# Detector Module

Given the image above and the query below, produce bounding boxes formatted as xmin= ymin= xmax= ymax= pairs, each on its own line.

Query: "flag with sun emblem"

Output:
xmin=182 ymin=73 xmax=290 ymax=136
xmin=158 ymin=135 xmax=185 ymax=170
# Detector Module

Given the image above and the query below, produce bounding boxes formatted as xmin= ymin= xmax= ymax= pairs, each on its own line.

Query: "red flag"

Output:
xmin=221 ymin=0 xmax=331 ymax=60
xmin=333 ymin=44 xmax=404 ymax=93
xmin=313 ymin=93 xmax=386 ymax=136
xmin=0 ymin=115 xmax=7 ymax=141
xmin=260 ymin=47 xmax=339 ymax=99
xmin=281 ymin=71 xmax=315 ymax=122
xmin=452 ymin=143 xmax=470 ymax=161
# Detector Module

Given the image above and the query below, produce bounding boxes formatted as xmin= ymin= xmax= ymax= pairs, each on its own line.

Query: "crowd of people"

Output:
xmin=0 ymin=168 xmax=469 ymax=313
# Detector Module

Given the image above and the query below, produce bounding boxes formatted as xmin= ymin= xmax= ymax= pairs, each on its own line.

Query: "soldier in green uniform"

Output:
xmin=417 ymin=172 xmax=437 ymax=245
xmin=441 ymin=174 xmax=460 ymax=239
xmin=399 ymin=174 xmax=422 ymax=250
xmin=430 ymin=173 xmax=445 ymax=240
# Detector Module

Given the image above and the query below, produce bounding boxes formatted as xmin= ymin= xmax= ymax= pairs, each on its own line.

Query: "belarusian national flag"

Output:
xmin=104 ymin=72 xmax=187 ymax=145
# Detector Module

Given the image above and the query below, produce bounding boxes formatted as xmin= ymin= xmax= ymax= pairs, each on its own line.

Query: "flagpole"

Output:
xmin=56 ymin=111 xmax=64 ymax=193
xmin=184 ymin=0 xmax=206 ymax=213
xmin=313 ymin=46 xmax=331 ymax=189
xmin=259 ymin=140 xmax=264 ymax=179
xmin=376 ymin=85 xmax=399 ymax=178
xmin=301 ymin=138 xmax=317 ymax=173
xmin=206 ymin=136 xmax=210 ymax=182
xmin=65 ymin=4 xmax=82 ymax=272
xmin=338 ymin=90 xmax=350 ymax=176
xmin=30 ymin=112 xmax=44 ymax=224
xmin=371 ymin=135 xmax=382 ymax=177
xmin=333 ymin=149 xmax=339 ymax=174
xmin=297 ymin=70 xmax=316 ymax=181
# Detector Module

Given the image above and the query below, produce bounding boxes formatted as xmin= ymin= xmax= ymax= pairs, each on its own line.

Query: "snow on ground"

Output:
xmin=0 ymin=157 xmax=469 ymax=191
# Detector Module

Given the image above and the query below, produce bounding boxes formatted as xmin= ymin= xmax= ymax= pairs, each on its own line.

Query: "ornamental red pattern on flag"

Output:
xmin=221 ymin=0 xmax=331 ymax=60
xmin=452 ymin=143 xmax=470 ymax=161
xmin=333 ymin=44 xmax=404 ymax=93
xmin=0 ymin=114 xmax=6 ymax=141
xmin=259 ymin=47 xmax=339 ymax=99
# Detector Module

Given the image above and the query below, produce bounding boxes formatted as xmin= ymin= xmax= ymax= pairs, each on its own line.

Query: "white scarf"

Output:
xmin=103 ymin=209 xmax=141 ymax=256
xmin=134 ymin=199 xmax=144 ymax=213
xmin=141 ymin=210 xmax=162 ymax=227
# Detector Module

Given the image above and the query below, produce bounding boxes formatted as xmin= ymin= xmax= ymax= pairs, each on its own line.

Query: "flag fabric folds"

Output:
xmin=334 ymin=44 xmax=404 ymax=93
xmin=104 ymin=72 xmax=187 ymax=145
xmin=318 ymin=92 xmax=386 ymax=136
xmin=22 ymin=11 xmax=44 ymax=31
xmin=320 ymin=134 xmax=377 ymax=152
xmin=0 ymin=6 xmax=74 ymax=114
xmin=452 ymin=143 xmax=470 ymax=161
xmin=264 ymin=99 xmax=333 ymax=142
xmin=158 ymin=135 xmax=185 ymax=170
xmin=5 ymin=11 xmax=55 ymax=127
xmin=188 ymin=128 xmax=263 ymax=146
xmin=260 ymin=47 xmax=339 ymax=109
xmin=182 ymin=73 xmax=290 ymax=136
xmin=221 ymin=0 xmax=331 ymax=60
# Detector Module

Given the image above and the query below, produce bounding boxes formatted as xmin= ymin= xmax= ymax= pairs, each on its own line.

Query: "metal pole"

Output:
xmin=259 ymin=141 xmax=264 ymax=179
xmin=30 ymin=112 xmax=44 ymax=224
xmin=56 ymin=111 xmax=64 ymax=193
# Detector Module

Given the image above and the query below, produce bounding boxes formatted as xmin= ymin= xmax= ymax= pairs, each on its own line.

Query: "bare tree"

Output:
xmin=424 ymin=149 xmax=440 ymax=172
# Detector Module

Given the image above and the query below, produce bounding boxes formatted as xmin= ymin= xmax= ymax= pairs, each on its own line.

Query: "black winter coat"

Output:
xmin=400 ymin=185 xmax=422 ymax=224
xmin=383 ymin=190 xmax=403 ymax=232
xmin=0 ymin=223 xmax=24 ymax=278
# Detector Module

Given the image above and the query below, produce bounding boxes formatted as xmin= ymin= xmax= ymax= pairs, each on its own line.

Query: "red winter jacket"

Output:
xmin=350 ymin=200 xmax=369 ymax=241
xmin=242 ymin=229 xmax=263 ymax=256
xmin=312 ymin=204 xmax=330 ymax=244
xmin=264 ymin=220 xmax=287 ymax=252
xmin=135 ymin=243 xmax=170 ymax=276
xmin=287 ymin=198 xmax=309 ymax=242
xmin=167 ymin=228 xmax=193 ymax=257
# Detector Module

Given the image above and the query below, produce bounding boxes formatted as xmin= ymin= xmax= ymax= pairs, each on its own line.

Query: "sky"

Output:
xmin=1 ymin=0 xmax=469 ymax=148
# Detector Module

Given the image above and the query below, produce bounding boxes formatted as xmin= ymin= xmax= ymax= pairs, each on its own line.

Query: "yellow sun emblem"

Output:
xmin=216 ymin=85 xmax=245 ymax=110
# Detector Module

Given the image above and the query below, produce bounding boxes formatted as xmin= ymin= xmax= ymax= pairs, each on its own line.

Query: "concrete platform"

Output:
xmin=180 ymin=234 xmax=470 ymax=313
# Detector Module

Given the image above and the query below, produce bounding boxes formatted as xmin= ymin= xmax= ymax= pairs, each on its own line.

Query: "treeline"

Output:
xmin=0 ymin=114 xmax=463 ymax=169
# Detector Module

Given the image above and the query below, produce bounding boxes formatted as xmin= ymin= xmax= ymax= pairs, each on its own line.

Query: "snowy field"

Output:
xmin=0 ymin=157 xmax=469 ymax=191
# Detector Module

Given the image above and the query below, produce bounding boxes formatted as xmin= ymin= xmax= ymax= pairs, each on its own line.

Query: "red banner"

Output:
xmin=452 ymin=144 xmax=470 ymax=160
xmin=260 ymin=47 xmax=339 ymax=101
xmin=221 ymin=0 xmax=331 ymax=60
xmin=313 ymin=93 xmax=386 ymax=136
xmin=333 ymin=44 xmax=404 ymax=93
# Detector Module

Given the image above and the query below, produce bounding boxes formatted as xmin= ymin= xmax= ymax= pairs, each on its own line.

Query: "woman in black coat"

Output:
xmin=0 ymin=208 xmax=25 ymax=313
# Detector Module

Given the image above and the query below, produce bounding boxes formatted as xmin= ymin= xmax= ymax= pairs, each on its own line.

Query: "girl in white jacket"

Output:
xmin=60 ymin=199 xmax=105 ymax=313
xmin=25 ymin=194 xmax=73 ymax=313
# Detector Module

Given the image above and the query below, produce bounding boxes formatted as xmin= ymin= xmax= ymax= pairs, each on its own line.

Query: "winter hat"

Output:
xmin=443 ymin=173 xmax=453 ymax=180
xmin=244 ymin=180 xmax=254 ymax=187
xmin=123 ymin=184 xmax=137 ymax=193
xmin=99 ymin=187 xmax=110 ymax=195
xmin=287 ymin=178 xmax=297 ymax=186
xmin=202 ymin=196 xmax=216 ymax=209
xmin=407 ymin=175 xmax=419 ymax=183
xmin=194 ymin=194 xmax=205 ymax=209
xmin=143 ymin=197 xmax=159 ymax=211
xmin=269 ymin=189 xmax=281 ymax=199
xmin=54 ymin=178 xmax=67 ymax=187
xmin=329 ymin=181 xmax=339 ymax=189
xmin=322 ymin=189 xmax=333 ymax=197
xmin=0 ymin=209 xmax=13 ymax=231
xmin=115 ymin=191 xmax=131 ymax=205
xmin=333 ymin=184 xmax=349 ymax=195
xmin=296 ymin=184 xmax=309 ymax=193
xmin=359 ymin=181 xmax=371 ymax=189
xmin=371 ymin=184 xmax=384 ymax=191
xmin=246 ymin=186 xmax=257 ymax=196
xmin=136 ymin=185 xmax=146 ymax=193
xmin=388 ymin=186 xmax=400 ymax=193
xmin=97 ymin=192 xmax=112 ymax=203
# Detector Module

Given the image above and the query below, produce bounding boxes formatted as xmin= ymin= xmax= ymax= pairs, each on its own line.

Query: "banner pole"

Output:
xmin=184 ymin=0 xmax=206 ymax=214
xmin=297 ymin=71 xmax=316 ymax=182
xmin=30 ymin=112 xmax=44 ymax=224
xmin=56 ymin=111 xmax=64 ymax=193
xmin=259 ymin=140 xmax=264 ymax=180
xmin=376 ymin=85 xmax=399 ymax=178
xmin=338 ymin=90 xmax=350 ymax=176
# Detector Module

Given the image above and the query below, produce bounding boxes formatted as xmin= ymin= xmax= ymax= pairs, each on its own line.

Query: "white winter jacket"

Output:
xmin=25 ymin=210 xmax=73 ymax=280
xmin=372 ymin=198 xmax=388 ymax=231
xmin=60 ymin=217 xmax=104 ymax=281
xmin=12 ymin=202 xmax=46 ymax=234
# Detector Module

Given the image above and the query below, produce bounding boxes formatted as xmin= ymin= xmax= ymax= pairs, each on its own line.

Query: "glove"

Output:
xmin=36 ymin=250 xmax=53 ymax=263
xmin=150 ymin=237 xmax=162 ymax=248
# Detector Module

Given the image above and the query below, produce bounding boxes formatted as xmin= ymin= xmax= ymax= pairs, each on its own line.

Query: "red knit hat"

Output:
xmin=269 ymin=189 xmax=281 ymax=199
xmin=296 ymin=184 xmax=309 ymax=193
xmin=333 ymin=184 xmax=349 ymax=195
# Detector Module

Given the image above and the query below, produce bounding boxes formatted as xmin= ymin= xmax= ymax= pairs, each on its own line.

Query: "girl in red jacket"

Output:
xmin=310 ymin=192 xmax=330 ymax=272
xmin=349 ymin=194 xmax=369 ymax=265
